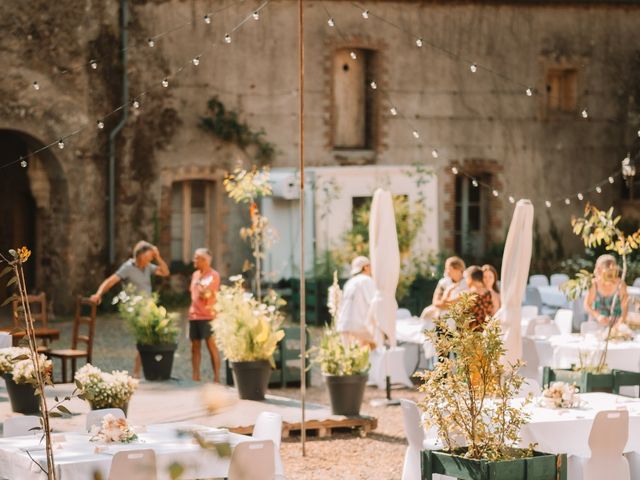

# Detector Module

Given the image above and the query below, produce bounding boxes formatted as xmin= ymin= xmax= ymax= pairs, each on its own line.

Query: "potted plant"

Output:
xmin=113 ymin=290 xmax=180 ymax=381
xmin=308 ymin=272 xmax=370 ymax=416
xmin=0 ymin=347 xmax=52 ymax=414
xmin=74 ymin=363 xmax=138 ymax=414
xmin=213 ymin=275 xmax=285 ymax=400
xmin=418 ymin=295 xmax=566 ymax=480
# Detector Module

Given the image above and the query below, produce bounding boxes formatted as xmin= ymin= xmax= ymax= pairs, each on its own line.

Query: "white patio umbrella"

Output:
xmin=499 ymin=199 xmax=534 ymax=365
xmin=368 ymin=188 xmax=400 ymax=347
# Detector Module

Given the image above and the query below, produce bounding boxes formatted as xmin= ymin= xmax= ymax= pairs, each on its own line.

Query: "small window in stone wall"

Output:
xmin=332 ymin=48 xmax=378 ymax=150
xmin=454 ymin=174 xmax=490 ymax=259
xmin=170 ymin=180 xmax=216 ymax=264
xmin=546 ymin=67 xmax=578 ymax=113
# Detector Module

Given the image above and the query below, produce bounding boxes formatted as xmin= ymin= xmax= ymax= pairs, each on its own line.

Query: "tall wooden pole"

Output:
xmin=298 ymin=0 xmax=307 ymax=457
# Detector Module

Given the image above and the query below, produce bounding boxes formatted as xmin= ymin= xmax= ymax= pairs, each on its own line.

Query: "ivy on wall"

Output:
xmin=200 ymin=96 xmax=276 ymax=165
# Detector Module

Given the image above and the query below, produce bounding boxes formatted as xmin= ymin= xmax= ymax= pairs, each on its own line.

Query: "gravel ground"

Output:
xmin=2 ymin=312 xmax=424 ymax=479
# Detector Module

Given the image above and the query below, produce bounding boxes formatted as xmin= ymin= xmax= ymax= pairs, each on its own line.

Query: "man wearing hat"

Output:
xmin=336 ymin=256 xmax=376 ymax=348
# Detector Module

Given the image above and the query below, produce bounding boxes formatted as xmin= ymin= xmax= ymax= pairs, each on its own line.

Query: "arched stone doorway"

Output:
xmin=0 ymin=129 xmax=69 ymax=316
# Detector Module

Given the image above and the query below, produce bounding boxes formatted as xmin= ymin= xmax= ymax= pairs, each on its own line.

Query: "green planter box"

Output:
xmin=542 ymin=367 xmax=640 ymax=394
xmin=421 ymin=449 xmax=566 ymax=480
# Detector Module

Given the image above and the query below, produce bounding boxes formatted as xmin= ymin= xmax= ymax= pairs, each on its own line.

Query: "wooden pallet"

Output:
xmin=229 ymin=415 xmax=378 ymax=438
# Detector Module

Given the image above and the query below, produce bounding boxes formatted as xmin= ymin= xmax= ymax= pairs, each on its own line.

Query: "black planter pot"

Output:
xmin=230 ymin=360 xmax=272 ymax=400
xmin=3 ymin=373 xmax=40 ymax=414
xmin=137 ymin=343 xmax=177 ymax=381
xmin=324 ymin=373 xmax=367 ymax=416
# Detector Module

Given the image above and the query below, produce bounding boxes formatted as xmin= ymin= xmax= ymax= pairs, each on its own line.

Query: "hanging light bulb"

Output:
xmin=20 ymin=158 xmax=27 ymax=168
xmin=581 ymin=109 xmax=588 ymax=119
xmin=412 ymin=130 xmax=420 ymax=139
xmin=132 ymin=100 xmax=140 ymax=109
xmin=370 ymin=81 xmax=377 ymax=90
xmin=89 ymin=59 xmax=98 ymax=70
xmin=415 ymin=38 xmax=423 ymax=48
xmin=492 ymin=189 xmax=499 ymax=197
xmin=204 ymin=14 xmax=212 ymax=24
xmin=362 ymin=9 xmax=369 ymax=19
xmin=508 ymin=196 xmax=515 ymax=204
xmin=192 ymin=56 xmax=200 ymax=66
xmin=637 ymin=129 xmax=640 ymax=138
xmin=97 ymin=120 xmax=104 ymax=130
xmin=224 ymin=33 xmax=232 ymax=44
xmin=472 ymin=179 xmax=479 ymax=187
xmin=470 ymin=63 xmax=478 ymax=73
xmin=161 ymin=78 xmax=169 ymax=88
xmin=608 ymin=176 xmax=615 ymax=184
xmin=564 ymin=198 xmax=571 ymax=205
xmin=32 ymin=81 xmax=40 ymax=90
xmin=577 ymin=193 xmax=584 ymax=201
xmin=147 ymin=38 xmax=155 ymax=48
xmin=526 ymin=87 xmax=533 ymax=96
xmin=451 ymin=166 xmax=459 ymax=175
xmin=389 ymin=106 xmax=398 ymax=116
xmin=622 ymin=152 xmax=636 ymax=184
xmin=252 ymin=11 xmax=260 ymax=20
xmin=327 ymin=17 xmax=335 ymax=27
xmin=595 ymin=186 xmax=602 ymax=194
xmin=431 ymin=149 xmax=439 ymax=159
xmin=350 ymin=51 xmax=357 ymax=60
xmin=545 ymin=200 xmax=552 ymax=208
xmin=57 ymin=139 xmax=65 ymax=149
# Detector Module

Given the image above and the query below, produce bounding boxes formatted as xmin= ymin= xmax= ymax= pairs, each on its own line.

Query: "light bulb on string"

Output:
xmin=492 ymin=189 xmax=499 ymax=197
xmin=97 ymin=120 xmax=104 ymax=130
xmin=508 ymin=196 xmax=515 ymax=204
xmin=252 ymin=11 xmax=260 ymax=20
xmin=577 ymin=193 xmax=584 ymax=201
xmin=470 ymin=63 xmax=478 ymax=73
xmin=564 ymin=198 xmax=571 ymax=205
xmin=545 ymin=200 xmax=551 ymax=208
xmin=224 ymin=34 xmax=232 ymax=44
xmin=526 ymin=88 xmax=533 ymax=96
xmin=89 ymin=60 xmax=98 ymax=70
xmin=389 ymin=106 xmax=398 ymax=116
xmin=451 ymin=166 xmax=459 ymax=175
xmin=147 ymin=38 xmax=155 ymax=48
xmin=637 ymin=129 xmax=640 ymax=138
xmin=362 ymin=10 xmax=369 ymax=19
xmin=415 ymin=38 xmax=423 ymax=48
xmin=57 ymin=139 xmax=65 ymax=149
xmin=596 ymin=186 xmax=602 ymax=193
xmin=161 ymin=78 xmax=169 ymax=88
xmin=350 ymin=51 xmax=357 ymax=60
xmin=581 ymin=109 xmax=588 ymax=119
xmin=20 ymin=158 xmax=27 ymax=168
xmin=204 ymin=14 xmax=211 ymax=24
xmin=327 ymin=18 xmax=335 ymax=27
xmin=32 ymin=81 xmax=40 ymax=90
xmin=609 ymin=176 xmax=615 ymax=184
xmin=431 ymin=149 xmax=439 ymax=159
xmin=192 ymin=56 xmax=200 ymax=66
xmin=132 ymin=100 xmax=140 ymax=109
xmin=370 ymin=81 xmax=377 ymax=90
xmin=472 ymin=179 xmax=479 ymax=187
xmin=412 ymin=130 xmax=420 ymax=139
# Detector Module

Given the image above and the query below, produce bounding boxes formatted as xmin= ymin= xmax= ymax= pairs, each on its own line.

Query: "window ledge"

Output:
xmin=332 ymin=149 xmax=377 ymax=166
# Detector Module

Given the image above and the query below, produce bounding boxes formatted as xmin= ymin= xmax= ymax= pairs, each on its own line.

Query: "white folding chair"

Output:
xmin=253 ymin=412 xmax=284 ymax=479
xmin=554 ymin=309 xmax=573 ymax=335
xmin=523 ymin=286 xmax=543 ymax=311
xmin=228 ymin=440 xmax=275 ymax=480
xmin=516 ymin=378 xmax=542 ymax=398
xmin=525 ymin=316 xmax=552 ymax=337
xmin=534 ymin=323 xmax=560 ymax=338
xmin=580 ymin=320 xmax=602 ymax=335
xmin=520 ymin=337 xmax=541 ymax=382
xmin=521 ymin=305 xmax=539 ymax=320
xmin=529 ymin=275 xmax=549 ymax=287
xmin=86 ymin=408 xmax=126 ymax=432
xmin=108 ymin=449 xmax=157 ymax=480
xmin=568 ymin=410 xmax=630 ymax=480
xmin=633 ymin=277 xmax=640 ymax=288
xmin=3 ymin=416 xmax=41 ymax=437
xmin=550 ymin=273 xmax=569 ymax=286
xmin=397 ymin=308 xmax=412 ymax=320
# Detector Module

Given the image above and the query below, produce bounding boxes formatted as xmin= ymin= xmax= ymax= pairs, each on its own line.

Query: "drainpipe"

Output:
xmin=108 ymin=0 xmax=129 ymax=264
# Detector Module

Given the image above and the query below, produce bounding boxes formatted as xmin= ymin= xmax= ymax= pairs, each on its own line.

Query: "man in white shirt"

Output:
xmin=337 ymin=256 xmax=376 ymax=348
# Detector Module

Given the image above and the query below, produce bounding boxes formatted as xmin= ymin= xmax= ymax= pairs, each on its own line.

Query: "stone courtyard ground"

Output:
xmin=1 ymin=312 xmax=424 ymax=480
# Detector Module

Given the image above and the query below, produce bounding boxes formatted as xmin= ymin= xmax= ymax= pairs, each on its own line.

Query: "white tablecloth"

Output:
xmin=395 ymin=317 xmax=435 ymax=359
xmin=0 ymin=424 xmax=249 ymax=480
xmin=518 ymin=392 xmax=640 ymax=457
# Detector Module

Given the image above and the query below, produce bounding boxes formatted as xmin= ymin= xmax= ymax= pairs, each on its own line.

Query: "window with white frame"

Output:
xmin=170 ymin=180 xmax=216 ymax=263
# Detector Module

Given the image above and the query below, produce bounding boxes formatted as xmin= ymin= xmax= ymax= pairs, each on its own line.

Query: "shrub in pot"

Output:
xmin=0 ymin=347 xmax=52 ymax=414
xmin=417 ymin=294 xmax=566 ymax=480
xmin=213 ymin=275 xmax=285 ymax=400
xmin=74 ymin=363 xmax=138 ymax=414
xmin=113 ymin=290 xmax=180 ymax=381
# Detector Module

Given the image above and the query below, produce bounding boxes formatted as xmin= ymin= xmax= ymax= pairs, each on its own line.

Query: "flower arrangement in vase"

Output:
xmin=74 ymin=364 xmax=138 ymax=412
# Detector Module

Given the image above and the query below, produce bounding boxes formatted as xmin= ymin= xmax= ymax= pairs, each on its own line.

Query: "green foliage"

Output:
xmin=113 ymin=289 xmax=180 ymax=345
xmin=560 ymin=269 xmax=594 ymax=301
xmin=417 ymin=294 xmax=532 ymax=461
xmin=308 ymin=326 xmax=370 ymax=376
xmin=200 ymin=97 xmax=276 ymax=164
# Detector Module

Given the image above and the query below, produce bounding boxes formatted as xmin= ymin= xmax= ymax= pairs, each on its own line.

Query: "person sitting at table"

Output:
xmin=584 ymin=254 xmax=628 ymax=327
xmin=482 ymin=264 xmax=501 ymax=315
xmin=420 ymin=256 xmax=467 ymax=320
xmin=465 ymin=266 xmax=494 ymax=331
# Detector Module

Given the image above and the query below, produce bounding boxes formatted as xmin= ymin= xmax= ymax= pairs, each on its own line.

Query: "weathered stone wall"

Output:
xmin=1 ymin=0 xmax=639 ymax=310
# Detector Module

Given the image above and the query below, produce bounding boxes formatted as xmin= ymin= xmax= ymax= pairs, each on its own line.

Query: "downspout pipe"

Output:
xmin=108 ymin=0 xmax=129 ymax=264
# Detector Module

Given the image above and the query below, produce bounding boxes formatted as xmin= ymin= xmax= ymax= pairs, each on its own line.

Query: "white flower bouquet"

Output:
xmin=75 ymin=364 xmax=138 ymax=410
xmin=539 ymin=381 xmax=580 ymax=409
xmin=90 ymin=414 xmax=137 ymax=444
xmin=0 ymin=347 xmax=52 ymax=385
xmin=213 ymin=275 xmax=285 ymax=364
xmin=0 ymin=347 xmax=30 ymax=375
xmin=604 ymin=323 xmax=635 ymax=342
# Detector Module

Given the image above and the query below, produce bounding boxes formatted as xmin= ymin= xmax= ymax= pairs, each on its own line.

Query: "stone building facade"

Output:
xmin=1 ymin=0 xmax=640 ymax=311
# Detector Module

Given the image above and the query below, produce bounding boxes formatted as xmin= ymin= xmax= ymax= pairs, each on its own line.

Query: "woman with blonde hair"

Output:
xmin=481 ymin=264 xmax=500 ymax=315
xmin=584 ymin=254 xmax=629 ymax=326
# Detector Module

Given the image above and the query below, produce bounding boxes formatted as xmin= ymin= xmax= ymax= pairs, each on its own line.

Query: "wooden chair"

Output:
xmin=12 ymin=292 xmax=48 ymax=328
xmin=48 ymin=296 xmax=97 ymax=383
